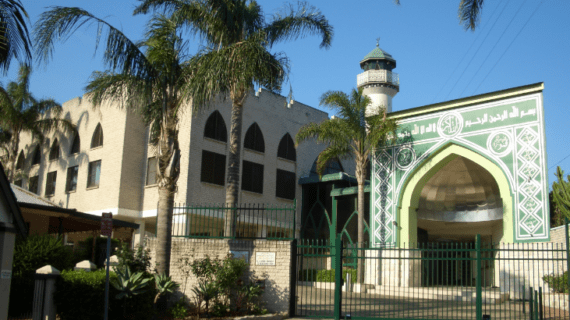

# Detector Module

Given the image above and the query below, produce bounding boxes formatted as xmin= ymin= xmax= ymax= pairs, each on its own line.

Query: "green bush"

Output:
xmin=116 ymin=243 xmax=152 ymax=274
xmin=55 ymin=269 xmax=156 ymax=320
xmin=298 ymin=269 xmax=357 ymax=283
xmin=74 ymin=236 xmax=120 ymax=268
xmin=9 ymin=234 xmax=75 ymax=316
xmin=543 ymin=272 xmax=569 ymax=293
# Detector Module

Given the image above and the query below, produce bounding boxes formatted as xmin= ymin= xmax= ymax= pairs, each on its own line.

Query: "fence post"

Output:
xmin=476 ymin=234 xmax=482 ymax=320
xmin=333 ymin=234 xmax=343 ymax=320
xmin=32 ymin=265 xmax=60 ymax=320
xmin=289 ymin=239 xmax=298 ymax=318
xmin=564 ymin=217 xmax=570 ymax=305
xmin=529 ymin=286 xmax=534 ymax=320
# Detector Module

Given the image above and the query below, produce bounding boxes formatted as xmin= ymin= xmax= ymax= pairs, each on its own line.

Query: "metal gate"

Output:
xmin=291 ymin=235 xmax=570 ymax=320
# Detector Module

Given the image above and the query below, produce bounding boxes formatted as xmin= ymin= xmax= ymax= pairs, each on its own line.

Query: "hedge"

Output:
xmin=298 ymin=269 xmax=358 ymax=283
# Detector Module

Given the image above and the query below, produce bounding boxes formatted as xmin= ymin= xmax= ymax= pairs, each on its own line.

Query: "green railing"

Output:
xmin=292 ymin=234 xmax=570 ymax=320
xmin=169 ymin=201 xmax=296 ymax=240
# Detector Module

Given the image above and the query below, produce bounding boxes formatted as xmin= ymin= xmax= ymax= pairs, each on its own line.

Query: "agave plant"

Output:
xmin=153 ymin=273 xmax=179 ymax=304
xmin=192 ymin=282 xmax=218 ymax=316
xmin=111 ymin=266 xmax=152 ymax=317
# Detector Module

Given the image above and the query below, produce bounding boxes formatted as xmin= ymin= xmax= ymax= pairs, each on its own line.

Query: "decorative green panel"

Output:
xmin=371 ymin=92 xmax=548 ymax=246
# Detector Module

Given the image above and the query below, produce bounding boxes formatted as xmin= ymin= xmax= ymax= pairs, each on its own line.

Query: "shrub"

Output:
xmin=9 ymin=234 xmax=74 ymax=316
xmin=116 ymin=243 xmax=151 ymax=274
xmin=298 ymin=268 xmax=357 ymax=283
xmin=543 ymin=271 xmax=569 ymax=293
xmin=75 ymin=236 xmax=120 ymax=268
xmin=169 ymin=299 xmax=190 ymax=319
xmin=55 ymin=269 xmax=156 ymax=320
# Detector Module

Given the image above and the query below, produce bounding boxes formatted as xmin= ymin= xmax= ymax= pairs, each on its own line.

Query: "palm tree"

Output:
xmin=394 ymin=0 xmax=484 ymax=31
xmin=0 ymin=64 xmax=69 ymax=182
xmin=34 ymin=8 xmax=194 ymax=276
xmin=0 ymin=0 xmax=31 ymax=74
xmin=134 ymin=0 xmax=333 ymax=236
xmin=296 ymin=87 xmax=397 ymax=284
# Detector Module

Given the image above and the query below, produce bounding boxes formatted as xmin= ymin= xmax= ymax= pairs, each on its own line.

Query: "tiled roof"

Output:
xmin=361 ymin=46 xmax=395 ymax=62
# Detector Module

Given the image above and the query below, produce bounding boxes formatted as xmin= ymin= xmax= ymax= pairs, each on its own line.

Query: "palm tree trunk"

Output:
xmin=224 ymin=90 xmax=246 ymax=237
xmin=8 ymin=133 xmax=20 ymax=182
xmin=156 ymin=186 xmax=174 ymax=275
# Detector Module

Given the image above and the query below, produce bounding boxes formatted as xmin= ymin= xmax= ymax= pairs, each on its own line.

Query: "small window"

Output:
xmin=66 ymin=166 xmax=78 ymax=193
xmin=241 ymin=160 xmax=263 ymax=194
xmin=277 ymin=133 xmax=296 ymax=161
xmin=70 ymin=130 xmax=80 ymax=154
xmin=204 ymin=110 xmax=227 ymax=142
xmin=244 ymin=123 xmax=264 ymax=153
xmin=87 ymin=160 xmax=101 ymax=188
xmin=14 ymin=179 xmax=23 ymax=187
xmin=276 ymin=169 xmax=296 ymax=200
xmin=31 ymin=145 xmax=41 ymax=166
xmin=91 ymin=123 xmax=103 ymax=148
xmin=45 ymin=171 xmax=57 ymax=196
xmin=15 ymin=151 xmax=24 ymax=169
xmin=28 ymin=175 xmax=39 ymax=194
xmin=200 ymin=150 xmax=226 ymax=186
xmin=146 ymin=157 xmax=158 ymax=185
xmin=49 ymin=139 xmax=60 ymax=161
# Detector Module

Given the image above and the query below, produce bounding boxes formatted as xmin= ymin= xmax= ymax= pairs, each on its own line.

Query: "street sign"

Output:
xmin=101 ymin=212 xmax=113 ymax=236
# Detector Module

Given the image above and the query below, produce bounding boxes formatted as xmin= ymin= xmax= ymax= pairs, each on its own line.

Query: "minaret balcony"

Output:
xmin=357 ymin=70 xmax=399 ymax=87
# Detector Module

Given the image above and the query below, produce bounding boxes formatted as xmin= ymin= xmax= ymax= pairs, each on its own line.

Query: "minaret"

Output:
xmin=357 ymin=40 xmax=399 ymax=115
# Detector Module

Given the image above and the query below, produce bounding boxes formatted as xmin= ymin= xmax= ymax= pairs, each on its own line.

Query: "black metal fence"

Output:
xmin=169 ymin=202 xmax=296 ymax=240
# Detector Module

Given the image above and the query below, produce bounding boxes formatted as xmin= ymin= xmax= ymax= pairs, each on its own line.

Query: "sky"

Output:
xmin=9 ymin=0 xmax=570 ymax=184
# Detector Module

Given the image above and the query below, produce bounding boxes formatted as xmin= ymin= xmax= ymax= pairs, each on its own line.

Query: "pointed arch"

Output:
xmin=16 ymin=150 xmax=25 ymax=170
xmin=277 ymin=133 xmax=296 ymax=161
xmin=31 ymin=145 xmax=41 ymax=166
xmin=204 ymin=110 xmax=227 ymax=142
xmin=397 ymin=143 xmax=513 ymax=244
xmin=91 ymin=123 xmax=103 ymax=148
xmin=49 ymin=139 xmax=60 ymax=160
xmin=244 ymin=122 xmax=264 ymax=153
xmin=70 ymin=130 xmax=80 ymax=154
xmin=310 ymin=157 xmax=344 ymax=176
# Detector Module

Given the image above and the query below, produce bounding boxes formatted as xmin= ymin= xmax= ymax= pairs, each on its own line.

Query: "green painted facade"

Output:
xmin=371 ymin=84 xmax=548 ymax=246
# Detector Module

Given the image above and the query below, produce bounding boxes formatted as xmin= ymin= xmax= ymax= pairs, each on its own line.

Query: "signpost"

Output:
xmin=101 ymin=212 xmax=113 ymax=320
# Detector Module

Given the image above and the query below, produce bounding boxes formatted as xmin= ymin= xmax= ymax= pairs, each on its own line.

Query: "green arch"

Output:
xmin=397 ymin=143 xmax=514 ymax=245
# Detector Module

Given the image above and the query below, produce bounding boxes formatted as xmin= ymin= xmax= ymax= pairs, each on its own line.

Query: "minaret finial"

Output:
xmin=376 ymin=37 xmax=380 ymax=47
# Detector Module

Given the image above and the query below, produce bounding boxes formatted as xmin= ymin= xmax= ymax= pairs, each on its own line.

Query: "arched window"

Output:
xmin=310 ymin=157 xmax=344 ymax=176
xmin=277 ymin=133 xmax=296 ymax=161
xmin=49 ymin=139 xmax=60 ymax=160
xmin=15 ymin=151 xmax=24 ymax=169
xmin=91 ymin=123 xmax=103 ymax=148
xmin=244 ymin=122 xmax=264 ymax=153
xmin=70 ymin=130 xmax=80 ymax=154
xmin=31 ymin=145 xmax=41 ymax=166
xmin=204 ymin=110 xmax=227 ymax=142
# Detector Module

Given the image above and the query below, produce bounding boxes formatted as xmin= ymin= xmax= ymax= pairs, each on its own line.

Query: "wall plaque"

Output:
xmin=256 ymin=252 xmax=276 ymax=266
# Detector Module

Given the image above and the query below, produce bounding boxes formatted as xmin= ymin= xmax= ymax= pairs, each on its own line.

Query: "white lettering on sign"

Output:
xmin=256 ymin=252 xmax=276 ymax=266
xmin=1 ymin=270 xmax=11 ymax=279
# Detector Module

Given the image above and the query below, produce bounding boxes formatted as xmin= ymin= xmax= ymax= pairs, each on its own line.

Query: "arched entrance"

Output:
xmin=398 ymin=144 xmax=513 ymax=245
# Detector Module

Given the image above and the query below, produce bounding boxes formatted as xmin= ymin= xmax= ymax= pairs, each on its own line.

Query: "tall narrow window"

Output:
xmin=200 ymin=150 xmax=226 ymax=186
xmin=91 ymin=123 xmax=103 ymax=148
xmin=277 ymin=133 xmax=296 ymax=161
xmin=28 ymin=175 xmax=39 ymax=194
xmin=31 ymin=145 xmax=41 ymax=166
xmin=244 ymin=123 xmax=265 ymax=153
xmin=204 ymin=110 xmax=227 ymax=142
xmin=70 ymin=130 xmax=80 ymax=154
xmin=66 ymin=166 xmax=78 ymax=193
xmin=45 ymin=171 xmax=57 ymax=196
xmin=87 ymin=160 xmax=101 ymax=188
xmin=241 ymin=160 xmax=263 ymax=194
xmin=276 ymin=169 xmax=296 ymax=200
xmin=146 ymin=157 xmax=158 ymax=185
xmin=15 ymin=151 xmax=24 ymax=169
xmin=49 ymin=139 xmax=60 ymax=161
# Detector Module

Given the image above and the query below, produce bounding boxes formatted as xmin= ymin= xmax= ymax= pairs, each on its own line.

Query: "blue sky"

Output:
xmin=10 ymin=0 xmax=570 ymax=184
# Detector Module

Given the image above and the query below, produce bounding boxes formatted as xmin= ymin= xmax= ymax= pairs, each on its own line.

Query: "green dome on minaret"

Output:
xmin=360 ymin=40 xmax=396 ymax=70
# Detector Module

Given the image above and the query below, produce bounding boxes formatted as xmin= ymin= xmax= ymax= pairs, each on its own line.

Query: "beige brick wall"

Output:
xmin=550 ymin=225 xmax=568 ymax=246
xmin=146 ymin=238 xmax=292 ymax=313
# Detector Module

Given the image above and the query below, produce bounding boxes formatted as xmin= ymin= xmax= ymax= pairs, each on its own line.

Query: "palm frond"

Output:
xmin=34 ymin=6 xmax=153 ymax=79
xmin=265 ymin=1 xmax=333 ymax=49
xmin=0 ymin=0 xmax=31 ymax=74
xmin=133 ymin=0 xmax=187 ymax=16
xmin=85 ymin=70 xmax=155 ymax=110
xmin=458 ymin=0 xmax=484 ymax=31
xmin=315 ymin=145 xmax=351 ymax=176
